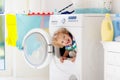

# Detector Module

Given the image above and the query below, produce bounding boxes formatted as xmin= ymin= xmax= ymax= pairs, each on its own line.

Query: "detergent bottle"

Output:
xmin=113 ymin=14 xmax=120 ymax=41
xmin=101 ymin=14 xmax=114 ymax=41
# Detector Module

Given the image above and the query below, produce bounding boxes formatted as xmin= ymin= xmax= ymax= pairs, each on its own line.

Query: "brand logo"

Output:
xmin=68 ymin=16 xmax=78 ymax=22
xmin=61 ymin=18 xmax=66 ymax=24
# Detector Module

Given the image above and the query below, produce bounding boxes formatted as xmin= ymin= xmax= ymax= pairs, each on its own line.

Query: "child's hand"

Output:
xmin=62 ymin=57 xmax=67 ymax=60
xmin=60 ymin=57 xmax=64 ymax=63
xmin=71 ymin=57 xmax=76 ymax=62
xmin=60 ymin=57 xmax=67 ymax=63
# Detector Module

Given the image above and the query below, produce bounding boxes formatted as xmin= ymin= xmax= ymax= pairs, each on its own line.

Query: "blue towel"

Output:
xmin=16 ymin=14 xmax=42 ymax=49
xmin=16 ymin=14 xmax=50 ymax=50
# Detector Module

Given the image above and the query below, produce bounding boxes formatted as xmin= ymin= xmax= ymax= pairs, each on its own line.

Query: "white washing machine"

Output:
xmin=22 ymin=14 xmax=104 ymax=80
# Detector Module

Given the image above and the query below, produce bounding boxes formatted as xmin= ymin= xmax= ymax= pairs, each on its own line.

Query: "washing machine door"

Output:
xmin=22 ymin=29 xmax=53 ymax=69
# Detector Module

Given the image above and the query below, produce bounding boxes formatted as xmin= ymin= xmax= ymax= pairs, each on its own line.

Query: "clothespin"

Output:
xmin=28 ymin=12 xmax=54 ymax=16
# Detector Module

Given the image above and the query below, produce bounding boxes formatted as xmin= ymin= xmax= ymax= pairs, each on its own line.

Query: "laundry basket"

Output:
xmin=73 ymin=0 xmax=112 ymax=13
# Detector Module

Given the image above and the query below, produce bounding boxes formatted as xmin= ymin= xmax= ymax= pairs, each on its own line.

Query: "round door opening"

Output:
xmin=23 ymin=32 xmax=48 ymax=68
xmin=52 ymin=28 xmax=77 ymax=63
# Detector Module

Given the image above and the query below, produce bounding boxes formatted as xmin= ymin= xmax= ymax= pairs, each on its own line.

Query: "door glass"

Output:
xmin=23 ymin=32 xmax=47 ymax=68
xmin=52 ymin=28 xmax=77 ymax=63
xmin=0 ymin=15 xmax=5 ymax=70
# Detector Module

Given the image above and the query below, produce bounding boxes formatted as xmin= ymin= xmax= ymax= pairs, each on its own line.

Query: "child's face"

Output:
xmin=57 ymin=33 xmax=72 ymax=46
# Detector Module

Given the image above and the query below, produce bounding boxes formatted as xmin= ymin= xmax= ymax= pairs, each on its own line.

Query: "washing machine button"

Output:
xmin=69 ymin=74 xmax=78 ymax=80
xmin=61 ymin=18 xmax=66 ymax=24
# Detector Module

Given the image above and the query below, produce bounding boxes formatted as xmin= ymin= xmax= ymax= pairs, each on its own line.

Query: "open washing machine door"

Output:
xmin=22 ymin=29 xmax=53 ymax=69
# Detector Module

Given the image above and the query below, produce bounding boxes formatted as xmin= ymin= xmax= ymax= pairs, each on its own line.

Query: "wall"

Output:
xmin=112 ymin=0 xmax=120 ymax=13
xmin=5 ymin=0 xmax=120 ymax=14
xmin=5 ymin=0 xmax=73 ymax=13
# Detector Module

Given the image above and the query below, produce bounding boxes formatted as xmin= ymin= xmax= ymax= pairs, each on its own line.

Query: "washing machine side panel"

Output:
xmin=82 ymin=16 xmax=104 ymax=80
xmin=72 ymin=28 xmax=83 ymax=80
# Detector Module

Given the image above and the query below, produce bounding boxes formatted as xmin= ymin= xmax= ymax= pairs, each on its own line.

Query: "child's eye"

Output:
xmin=63 ymin=35 xmax=65 ymax=39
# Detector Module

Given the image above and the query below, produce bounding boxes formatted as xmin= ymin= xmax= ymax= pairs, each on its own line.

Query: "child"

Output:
xmin=52 ymin=28 xmax=77 ymax=63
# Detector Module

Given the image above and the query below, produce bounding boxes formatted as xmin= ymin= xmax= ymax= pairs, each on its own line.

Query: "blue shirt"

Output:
xmin=65 ymin=40 xmax=76 ymax=51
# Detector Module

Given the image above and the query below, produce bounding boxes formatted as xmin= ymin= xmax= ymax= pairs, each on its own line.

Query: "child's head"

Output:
xmin=52 ymin=28 xmax=72 ymax=48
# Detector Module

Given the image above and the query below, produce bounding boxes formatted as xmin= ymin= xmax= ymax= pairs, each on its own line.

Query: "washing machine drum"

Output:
xmin=22 ymin=29 xmax=52 ymax=69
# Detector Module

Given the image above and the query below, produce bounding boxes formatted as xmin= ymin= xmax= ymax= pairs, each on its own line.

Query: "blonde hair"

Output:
xmin=52 ymin=28 xmax=69 ymax=48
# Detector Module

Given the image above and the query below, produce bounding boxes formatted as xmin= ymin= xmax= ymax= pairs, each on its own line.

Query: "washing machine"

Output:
xmin=22 ymin=14 xmax=104 ymax=80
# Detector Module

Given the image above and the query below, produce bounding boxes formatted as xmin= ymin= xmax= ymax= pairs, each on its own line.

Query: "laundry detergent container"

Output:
xmin=73 ymin=0 xmax=112 ymax=13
